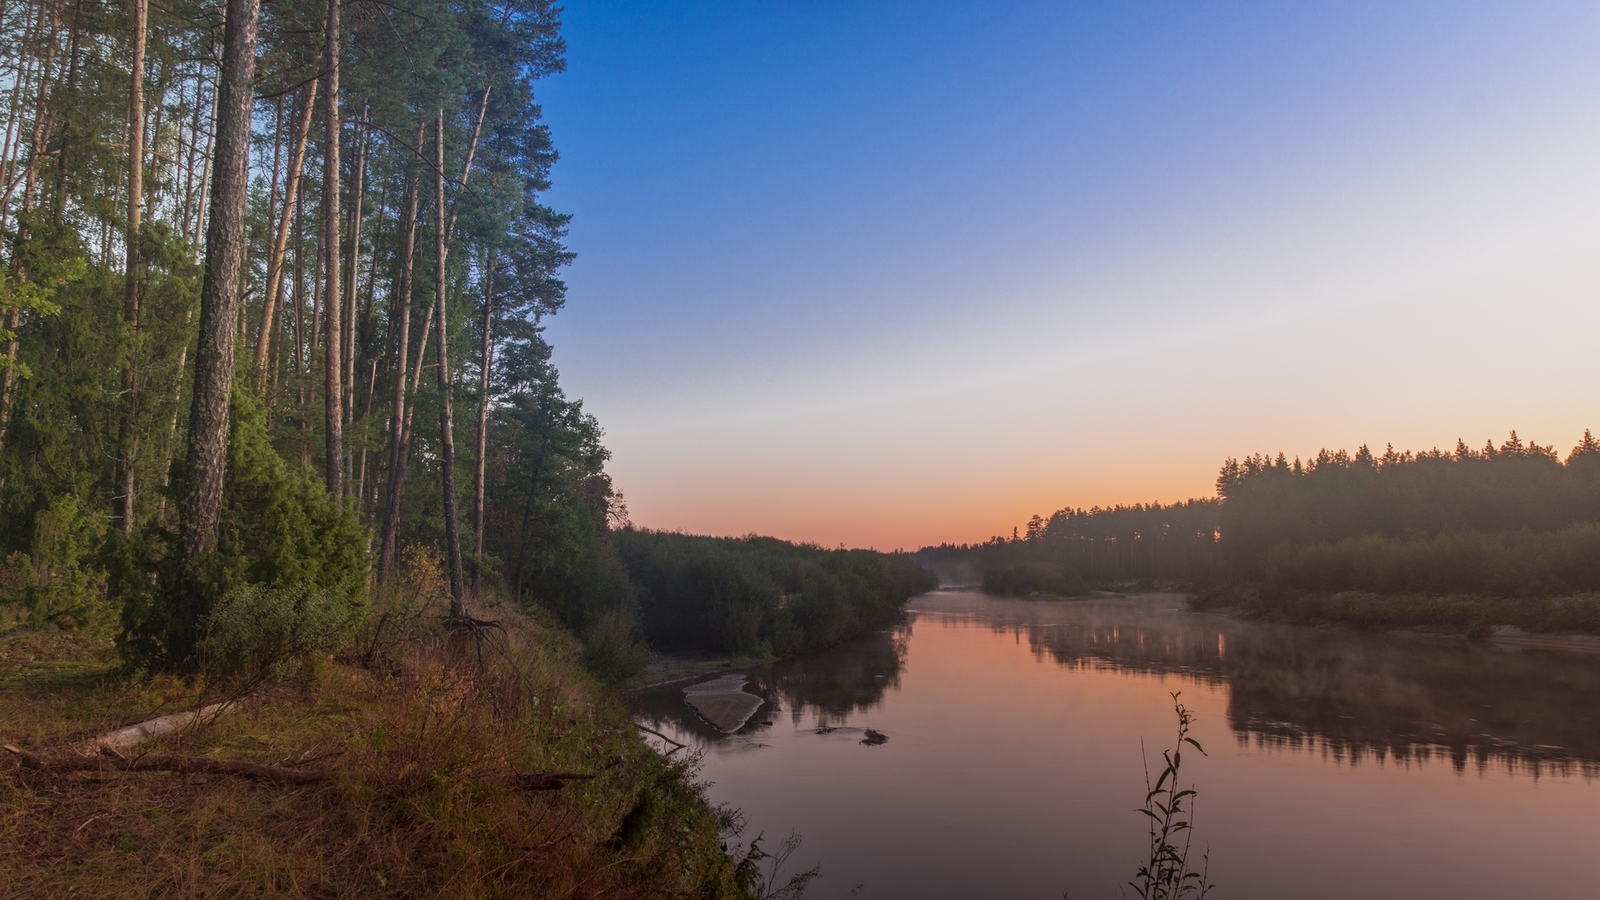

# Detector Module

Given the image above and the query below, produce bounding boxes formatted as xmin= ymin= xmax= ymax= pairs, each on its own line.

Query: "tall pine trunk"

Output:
xmin=114 ymin=0 xmax=146 ymax=535
xmin=434 ymin=110 xmax=465 ymax=613
xmin=180 ymin=0 xmax=258 ymax=561
xmin=321 ymin=0 xmax=343 ymax=502
xmin=377 ymin=121 xmax=422 ymax=583
xmin=339 ymin=109 xmax=366 ymax=498
xmin=254 ymin=79 xmax=317 ymax=389
xmin=471 ymin=257 xmax=493 ymax=595
xmin=397 ymin=85 xmax=488 ymax=456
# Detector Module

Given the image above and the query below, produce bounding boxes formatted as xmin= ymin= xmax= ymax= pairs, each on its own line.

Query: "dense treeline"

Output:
xmin=613 ymin=529 xmax=937 ymax=657
xmin=1218 ymin=432 xmax=1600 ymax=583
xmin=922 ymin=431 xmax=1600 ymax=604
xmin=918 ymin=499 xmax=1223 ymax=587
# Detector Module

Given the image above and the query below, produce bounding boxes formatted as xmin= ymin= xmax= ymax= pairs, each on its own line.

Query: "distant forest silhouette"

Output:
xmin=919 ymin=430 xmax=1600 ymax=597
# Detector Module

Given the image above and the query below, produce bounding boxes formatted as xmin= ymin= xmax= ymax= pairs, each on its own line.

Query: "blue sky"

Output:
xmin=535 ymin=1 xmax=1600 ymax=548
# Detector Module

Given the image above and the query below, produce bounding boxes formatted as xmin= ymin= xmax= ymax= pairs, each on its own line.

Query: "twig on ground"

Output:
xmin=4 ymin=744 xmax=325 ymax=783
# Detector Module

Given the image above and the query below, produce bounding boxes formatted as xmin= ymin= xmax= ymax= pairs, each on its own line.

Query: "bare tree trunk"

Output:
xmin=340 ymin=107 xmax=366 ymax=499
xmin=433 ymin=109 xmax=465 ymax=613
xmin=472 ymin=256 xmax=493 ymax=595
xmin=376 ymin=121 xmax=422 ymax=583
xmin=291 ymin=179 xmax=304 ymax=386
xmin=400 ymin=85 xmax=488 ymax=447
xmin=180 ymin=0 xmax=259 ymax=562
xmin=253 ymin=79 xmax=316 ymax=389
xmin=321 ymin=0 xmax=343 ymax=503
xmin=114 ymin=0 xmax=147 ymax=535
xmin=190 ymin=80 xmax=215 ymax=250
xmin=355 ymin=356 xmax=376 ymax=514
xmin=343 ymin=106 xmax=365 ymax=408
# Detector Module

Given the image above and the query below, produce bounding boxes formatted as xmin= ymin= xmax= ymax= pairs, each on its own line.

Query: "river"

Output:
xmin=632 ymin=590 xmax=1600 ymax=899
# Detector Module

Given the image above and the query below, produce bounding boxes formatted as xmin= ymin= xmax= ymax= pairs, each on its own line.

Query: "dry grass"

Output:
xmin=0 ymin=576 xmax=747 ymax=899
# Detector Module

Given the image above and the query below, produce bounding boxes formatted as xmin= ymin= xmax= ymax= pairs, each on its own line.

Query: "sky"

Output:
xmin=534 ymin=1 xmax=1600 ymax=551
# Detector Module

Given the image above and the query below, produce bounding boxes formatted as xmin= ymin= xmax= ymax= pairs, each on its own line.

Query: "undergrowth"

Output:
xmin=1 ymin=557 xmax=756 ymax=899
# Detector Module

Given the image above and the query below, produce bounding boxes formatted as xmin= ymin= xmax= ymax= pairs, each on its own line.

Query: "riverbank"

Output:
xmin=1190 ymin=584 xmax=1600 ymax=639
xmin=0 ymin=609 xmax=752 ymax=898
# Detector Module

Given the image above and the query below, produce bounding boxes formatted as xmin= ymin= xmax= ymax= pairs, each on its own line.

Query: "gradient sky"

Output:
xmin=535 ymin=1 xmax=1600 ymax=550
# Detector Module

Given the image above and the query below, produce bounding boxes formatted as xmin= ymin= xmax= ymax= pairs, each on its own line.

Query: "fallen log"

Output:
xmin=3 ymin=744 xmax=324 ymax=783
xmin=70 ymin=701 xmax=234 ymax=756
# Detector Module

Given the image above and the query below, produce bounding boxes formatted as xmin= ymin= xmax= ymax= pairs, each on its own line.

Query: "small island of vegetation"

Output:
xmin=981 ymin=561 xmax=1090 ymax=598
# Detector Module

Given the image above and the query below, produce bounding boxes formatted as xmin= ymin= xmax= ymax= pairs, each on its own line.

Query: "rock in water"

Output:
xmin=683 ymin=674 xmax=765 ymax=733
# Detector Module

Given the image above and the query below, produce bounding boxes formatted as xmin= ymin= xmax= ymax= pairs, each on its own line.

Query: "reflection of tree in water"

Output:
xmin=922 ymin=596 xmax=1600 ymax=778
xmin=630 ymin=626 xmax=910 ymax=743
xmin=747 ymin=626 xmax=910 ymax=726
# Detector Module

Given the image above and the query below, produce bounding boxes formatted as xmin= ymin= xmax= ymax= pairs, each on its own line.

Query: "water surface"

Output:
xmin=633 ymin=591 xmax=1600 ymax=898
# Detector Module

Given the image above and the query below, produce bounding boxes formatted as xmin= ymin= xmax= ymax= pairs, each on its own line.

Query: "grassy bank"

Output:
xmin=1 ymin=593 xmax=758 ymax=898
xmin=1190 ymin=584 xmax=1600 ymax=637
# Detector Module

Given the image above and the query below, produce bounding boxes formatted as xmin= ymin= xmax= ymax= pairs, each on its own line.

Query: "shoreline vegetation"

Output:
xmin=1190 ymin=585 xmax=1600 ymax=640
xmin=980 ymin=561 xmax=1091 ymax=598
xmin=923 ymin=430 xmax=1600 ymax=639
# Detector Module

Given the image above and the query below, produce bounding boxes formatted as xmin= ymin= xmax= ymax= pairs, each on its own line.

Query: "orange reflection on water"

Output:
xmin=635 ymin=593 xmax=1600 ymax=899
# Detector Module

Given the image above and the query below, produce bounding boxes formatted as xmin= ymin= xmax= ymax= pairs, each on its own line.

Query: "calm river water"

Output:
xmin=632 ymin=590 xmax=1600 ymax=898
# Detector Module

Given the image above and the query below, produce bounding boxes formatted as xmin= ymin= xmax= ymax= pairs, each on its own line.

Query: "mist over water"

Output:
xmin=634 ymin=591 xmax=1600 ymax=898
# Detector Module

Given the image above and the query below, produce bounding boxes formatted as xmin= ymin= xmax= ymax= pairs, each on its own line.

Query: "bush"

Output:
xmin=197 ymin=582 xmax=364 ymax=692
xmin=580 ymin=609 xmax=653 ymax=684
xmin=119 ymin=385 xmax=369 ymax=670
xmin=1 ymin=493 xmax=108 ymax=629
xmin=982 ymin=562 xmax=1090 ymax=597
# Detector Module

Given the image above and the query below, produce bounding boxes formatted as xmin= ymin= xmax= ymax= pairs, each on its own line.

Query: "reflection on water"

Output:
xmin=643 ymin=593 xmax=1600 ymax=778
xmin=909 ymin=593 xmax=1600 ymax=779
xmin=632 ymin=592 xmax=1600 ymax=900
xmin=634 ymin=626 xmax=910 ymax=735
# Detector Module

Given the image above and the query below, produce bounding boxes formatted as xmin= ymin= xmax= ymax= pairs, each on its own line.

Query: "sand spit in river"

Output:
xmin=683 ymin=674 xmax=765 ymax=733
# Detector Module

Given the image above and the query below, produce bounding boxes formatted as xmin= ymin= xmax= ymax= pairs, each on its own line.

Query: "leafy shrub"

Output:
xmin=982 ymin=562 xmax=1090 ymax=597
xmin=197 ymin=582 xmax=363 ymax=692
xmin=581 ymin=609 xmax=653 ymax=684
xmin=120 ymin=385 xmax=369 ymax=670
xmin=1 ymin=493 xmax=108 ymax=628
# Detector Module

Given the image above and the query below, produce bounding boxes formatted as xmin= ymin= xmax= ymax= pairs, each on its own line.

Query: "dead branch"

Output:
xmin=500 ymin=771 xmax=596 ymax=792
xmin=4 ymin=744 xmax=324 ymax=783
xmin=633 ymin=722 xmax=687 ymax=752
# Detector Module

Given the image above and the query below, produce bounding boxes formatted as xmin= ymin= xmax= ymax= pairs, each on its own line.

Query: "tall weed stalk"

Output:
xmin=1127 ymin=692 xmax=1212 ymax=900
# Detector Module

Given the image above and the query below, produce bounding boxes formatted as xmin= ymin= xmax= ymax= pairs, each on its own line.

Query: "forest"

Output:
xmin=922 ymin=432 xmax=1600 ymax=625
xmin=614 ymin=529 xmax=935 ymax=658
xmin=0 ymin=0 xmax=925 ymax=893
xmin=0 ymin=0 xmax=612 ymax=662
